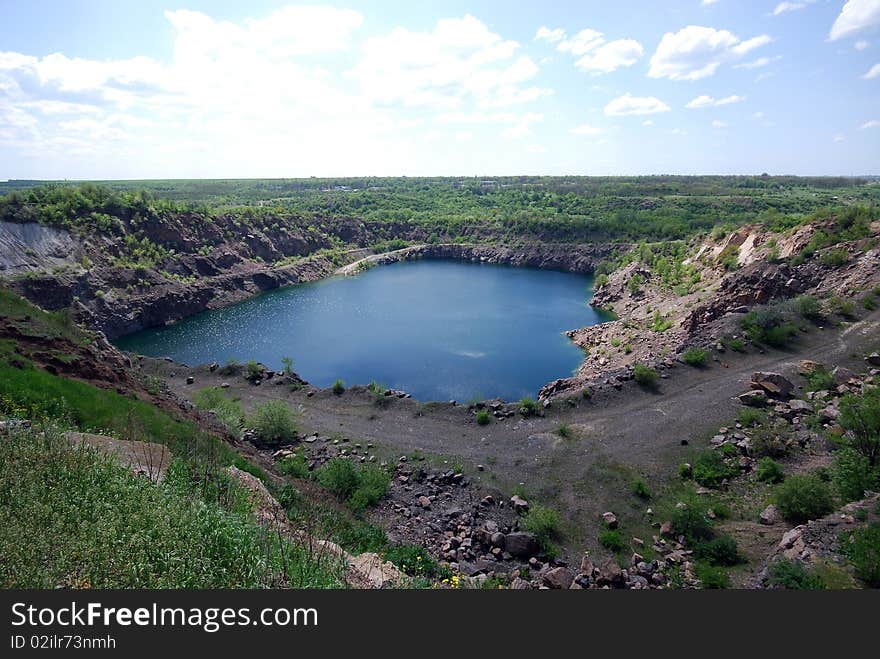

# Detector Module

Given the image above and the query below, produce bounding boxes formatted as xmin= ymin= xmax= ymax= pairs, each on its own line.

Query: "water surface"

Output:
xmin=116 ymin=259 xmax=610 ymax=401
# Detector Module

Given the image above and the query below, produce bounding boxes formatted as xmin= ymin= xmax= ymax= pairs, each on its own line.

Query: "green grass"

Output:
xmin=0 ymin=424 xmax=341 ymax=588
xmin=633 ymin=363 xmax=659 ymax=387
xmin=520 ymin=505 xmax=562 ymax=555
xmin=682 ymin=347 xmax=708 ymax=367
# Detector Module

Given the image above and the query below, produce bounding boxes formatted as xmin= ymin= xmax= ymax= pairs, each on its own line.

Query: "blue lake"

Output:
xmin=115 ymin=259 xmax=610 ymax=401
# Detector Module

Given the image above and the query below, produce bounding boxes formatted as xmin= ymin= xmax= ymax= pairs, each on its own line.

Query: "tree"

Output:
xmin=839 ymin=389 xmax=880 ymax=466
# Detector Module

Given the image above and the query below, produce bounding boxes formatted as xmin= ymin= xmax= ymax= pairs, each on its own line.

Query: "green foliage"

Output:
xmin=793 ymin=295 xmax=822 ymax=320
xmin=774 ymin=474 xmax=835 ymax=523
xmin=682 ymin=347 xmax=708 ymax=367
xmin=820 ymin=248 xmax=849 ymax=267
xmin=840 ymin=524 xmax=880 ymax=587
xmin=695 ymin=563 xmax=730 ymax=589
xmin=521 ymin=505 xmax=562 ymax=553
xmin=518 ymin=397 xmax=540 ymax=416
xmin=382 ymin=544 xmax=440 ymax=578
xmin=737 ymin=407 xmax=768 ymax=427
xmin=599 ymin=528 xmax=626 ymax=553
xmin=627 ymin=273 xmax=645 ymax=295
xmin=193 ymin=387 xmax=245 ymax=438
xmin=826 ymin=296 xmax=855 ymax=317
xmin=556 ymin=423 xmax=571 ymax=438
xmin=281 ymin=356 xmax=295 ymax=376
xmin=695 ymin=536 xmax=741 ymax=566
xmin=838 ymin=389 xmax=880 ymax=466
xmin=750 ymin=420 xmax=793 ymax=458
xmin=0 ymin=425 xmax=340 ymax=588
xmin=805 ymin=366 xmax=834 ymax=392
xmin=249 ymin=400 xmax=297 ymax=447
xmin=741 ymin=307 xmax=798 ymax=347
xmin=475 ymin=409 xmax=491 ymax=425
xmin=670 ymin=498 xmax=714 ymax=545
xmin=633 ymin=363 xmax=659 ymax=387
xmin=316 ymin=458 xmax=390 ymax=512
xmin=832 ymin=448 xmax=878 ymax=503
xmin=767 ymin=559 xmax=826 ymax=590
xmin=692 ymin=451 xmax=738 ymax=488
xmin=277 ymin=452 xmax=311 ymax=479
xmin=332 ymin=379 xmax=345 ymax=395
xmin=723 ymin=336 xmax=746 ymax=352
xmin=631 ymin=478 xmax=652 ymax=499
xmin=650 ymin=310 xmax=673 ymax=332
xmin=756 ymin=457 xmax=785 ymax=484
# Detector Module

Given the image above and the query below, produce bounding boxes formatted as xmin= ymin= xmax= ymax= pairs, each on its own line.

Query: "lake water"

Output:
xmin=115 ymin=259 xmax=610 ymax=401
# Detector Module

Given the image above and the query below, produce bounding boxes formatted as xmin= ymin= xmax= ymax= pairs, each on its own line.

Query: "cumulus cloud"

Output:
xmin=773 ymin=2 xmax=807 ymax=16
xmin=830 ymin=0 xmax=880 ymax=41
xmin=604 ymin=93 xmax=671 ymax=116
xmin=501 ymin=113 xmax=544 ymax=139
xmin=685 ymin=94 xmax=745 ymax=108
xmin=864 ymin=62 xmax=880 ymax=78
xmin=861 ymin=119 xmax=880 ymax=128
xmin=712 ymin=119 xmax=728 ymax=128
xmin=537 ymin=27 xmax=644 ymax=74
xmin=648 ymin=25 xmax=772 ymax=80
xmin=855 ymin=39 xmax=870 ymax=49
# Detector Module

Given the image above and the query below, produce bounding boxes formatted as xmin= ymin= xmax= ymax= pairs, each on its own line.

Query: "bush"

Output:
xmin=695 ymin=535 xmax=741 ymax=566
xmin=767 ymin=559 xmax=826 ymax=590
xmin=840 ymin=524 xmax=880 ymax=587
xmin=317 ymin=458 xmax=360 ymax=499
xmin=756 ymin=457 xmax=785 ymax=484
xmin=750 ymin=420 xmax=792 ymax=458
xmin=249 ymin=400 xmax=297 ymax=447
xmin=316 ymin=458 xmax=390 ymax=512
xmin=741 ymin=308 xmax=798 ymax=347
xmin=682 ymin=347 xmax=708 ymax=367
xmin=670 ymin=499 xmax=714 ymax=545
xmin=193 ymin=387 xmax=245 ymax=438
xmin=244 ymin=360 xmax=263 ymax=381
xmin=475 ymin=409 xmax=491 ymax=425
xmin=556 ymin=423 xmax=571 ymax=438
xmin=521 ymin=505 xmax=562 ymax=551
xmin=838 ymin=389 xmax=880 ymax=466
xmin=631 ymin=479 xmax=652 ymax=499
xmin=633 ymin=363 xmax=659 ymax=387
xmin=725 ymin=337 xmax=746 ymax=352
xmin=775 ymin=474 xmax=835 ymax=523
xmin=332 ymin=379 xmax=345 ymax=395
xmin=805 ymin=367 xmax=834 ymax=392
xmin=827 ymin=296 xmax=855 ymax=317
xmin=820 ymin=248 xmax=849 ymax=267
xmin=518 ymin=397 xmax=540 ymax=417
xmin=277 ymin=452 xmax=311 ymax=479
xmin=692 ymin=451 xmax=738 ymax=488
xmin=599 ymin=528 xmax=626 ymax=552
xmin=695 ymin=563 xmax=730 ymax=589
xmin=737 ymin=407 xmax=768 ymax=427
xmin=832 ymin=448 xmax=878 ymax=503
xmin=793 ymin=295 xmax=822 ymax=320
xmin=383 ymin=544 xmax=440 ymax=578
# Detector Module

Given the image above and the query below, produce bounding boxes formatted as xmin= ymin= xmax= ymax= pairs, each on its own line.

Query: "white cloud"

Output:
xmin=535 ymin=26 xmax=565 ymax=43
xmin=604 ymin=93 xmax=671 ymax=116
xmin=830 ymin=0 xmax=880 ymax=41
xmin=702 ymin=0 xmax=721 ymax=5
xmin=642 ymin=119 xmax=655 ymax=126
xmin=834 ymin=133 xmax=846 ymax=142
xmin=686 ymin=94 xmax=745 ymax=108
xmin=734 ymin=55 xmax=781 ymax=69
xmin=648 ymin=25 xmax=773 ymax=80
xmin=570 ymin=123 xmax=603 ymax=136
xmin=501 ymin=112 xmax=544 ymax=139
xmin=558 ymin=29 xmax=605 ymax=56
xmin=712 ymin=119 xmax=728 ymax=128
xmin=864 ymin=62 xmax=880 ymax=78
xmin=773 ymin=2 xmax=807 ymax=16
xmin=861 ymin=119 xmax=880 ymax=128
xmin=575 ymin=39 xmax=644 ymax=73
xmin=855 ymin=40 xmax=870 ymax=49
xmin=353 ymin=15 xmax=551 ymax=110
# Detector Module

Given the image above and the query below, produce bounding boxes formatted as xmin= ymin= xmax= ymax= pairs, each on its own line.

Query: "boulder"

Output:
xmin=602 ymin=511 xmax=618 ymax=529
xmin=751 ymin=372 xmax=795 ymax=398
xmin=543 ymin=567 xmax=575 ymax=590
xmin=759 ymin=504 xmax=780 ymax=526
xmin=510 ymin=577 xmax=532 ymax=590
xmin=787 ymin=399 xmax=812 ymax=414
xmin=597 ymin=559 xmax=623 ymax=586
xmin=866 ymin=353 xmax=880 ymax=367
xmin=660 ymin=520 xmax=674 ymax=537
xmin=739 ymin=390 xmax=769 ymax=407
xmin=832 ymin=366 xmax=857 ymax=386
xmin=579 ymin=555 xmax=594 ymax=576
xmin=510 ymin=494 xmax=530 ymax=514
xmin=798 ymin=360 xmax=823 ymax=376
xmin=504 ymin=532 xmax=540 ymax=558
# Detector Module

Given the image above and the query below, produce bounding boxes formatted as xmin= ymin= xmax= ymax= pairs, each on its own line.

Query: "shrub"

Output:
xmin=840 ymin=524 xmax=880 ymax=587
xmin=695 ymin=535 xmax=741 ymax=566
xmin=725 ymin=337 xmax=746 ymax=352
xmin=737 ymin=407 xmax=768 ymax=427
xmin=670 ymin=499 xmax=714 ymax=544
xmin=332 ymin=379 xmax=345 ymax=395
xmin=651 ymin=311 xmax=673 ymax=332
xmin=631 ymin=479 xmax=652 ymax=499
xmin=347 ymin=465 xmax=391 ymax=512
xmin=521 ymin=505 xmax=562 ymax=551
xmin=317 ymin=458 xmax=360 ymax=499
xmin=249 ymin=400 xmax=297 ymax=447
xmin=682 ymin=347 xmax=708 ymax=367
xmin=633 ymin=363 xmax=659 ymax=387
xmin=805 ymin=367 xmax=834 ymax=392
xmin=832 ymin=448 xmax=878 ymax=503
xmin=277 ymin=452 xmax=311 ymax=479
xmin=556 ymin=423 xmax=571 ymax=438
xmin=793 ymin=295 xmax=822 ymax=320
xmin=775 ymin=474 xmax=835 ymax=523
xmin=599 ymin=528 xmax=626 ymax=553
xmin=741 ymin=308 xmax=798 ymax=347
xmin=383 ymin=544 xmax=439 ymax=578
xmin=767 ymin=559 xmax=826 ymax=590
xmin=756 ymin=457 xmax=785 ymax=484
xmin=244 ymin=360 xmax=263 ymax=381
xmin=750 ymin=420 xmax=792 ymax=458
xmin=193 ymin=387 xmax=245 ymax=438
xmin=827 ymin=296 xmax=855 ymax=317
xmin=820 ymin=248 xmax=849 ymax=267
xmin=695 ymin=563 xmax=730 ymax=589
xmin=475 ymin=410 xmax=491 ymax=425
xmin=281 ymin=356 xmax=295 ymax=376
xmin=692 ymin=451 xmax=738 ymax=488
xmin=838 ymin=389 xmax=880 ymax=466
xmin=518 ymin=397 xmax=540 ymax=416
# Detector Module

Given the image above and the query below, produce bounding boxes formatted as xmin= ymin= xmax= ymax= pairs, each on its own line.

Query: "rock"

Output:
xmin=504 ymin=532 xmax=540 ymax=558
xmin=220 ymin=382 xmax=230 ymax=389
xmin=759 ymin=504 xmax=780 ymax=526
xmin=751 ymin=372 xmax=795 ymax=398
xmin=787 ymin=399 xmax=812 ymax=413
xmin=579 ymin=555 xmax=594 ymax=576
xmin=543 ymin=567 xmax=575 ymax=590
xmin=185 ymin=375 xmax=194 ymax=385
xmin=739 ymin=390 xmax=769 ymax=407
xmin=417 ymin=495 xmax=431 ymax=509
xmin=597 ymin=559 xmax=623 ymax=586
xmin=832 ymin=366 xmax=856 ymax=386
xmin=819 ymin=405 xmax=840 ymax=422
xmin=798 ymin=360 xmax=823 ymax=376
xmin=779 ymin=526 xmax=805 ymax=550
xmin=510 ymin=577 xmax=532 ymax=590
xmin=866 ymin=353 xmax=880 ymax=367
xmin=660 ymin=521 xmax=674 ymax=537
xmin=602 ymin=511 xmax=618 ymax=529
xmin=490 ymin=532 xmax=506 ymax=548
xmin=510 ymin=494 xmax=530 ymax=514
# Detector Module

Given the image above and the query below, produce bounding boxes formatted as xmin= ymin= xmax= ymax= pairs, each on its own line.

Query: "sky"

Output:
xmin=0 ymin=0 xmax=878 ymax=179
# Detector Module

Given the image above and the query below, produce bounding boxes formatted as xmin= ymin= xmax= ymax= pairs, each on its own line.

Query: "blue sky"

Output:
xmin=1 ymin=0 xmax=878 ymax=178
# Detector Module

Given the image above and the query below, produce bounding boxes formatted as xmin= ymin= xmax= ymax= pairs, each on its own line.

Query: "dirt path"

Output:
xmin=151 ymin=310 xmax=880 ymax=553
